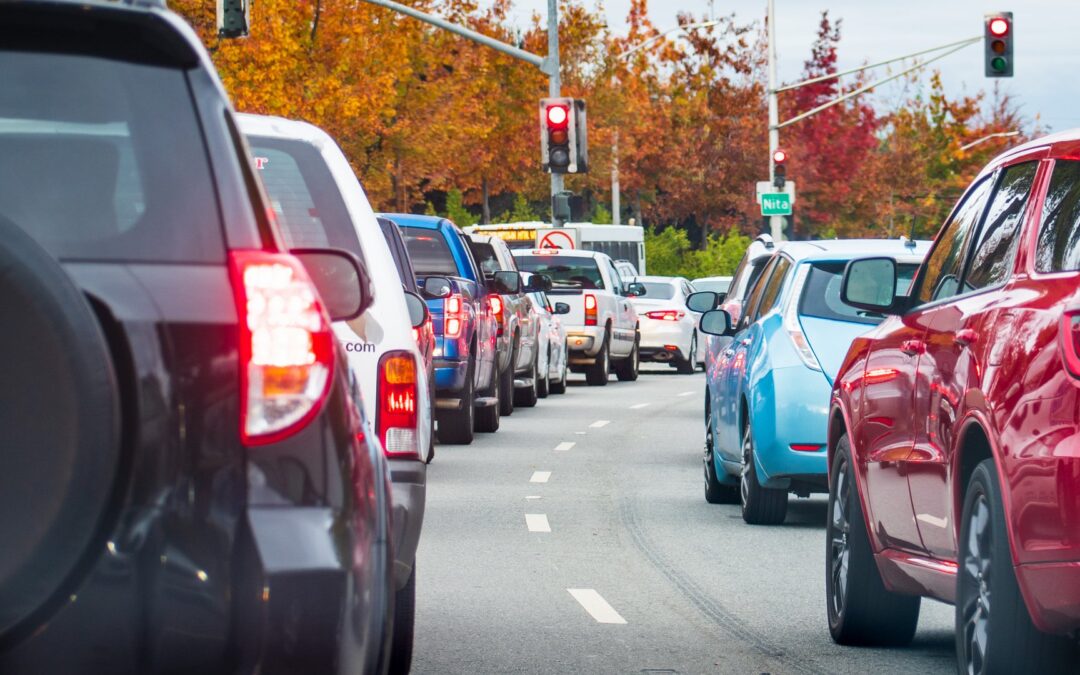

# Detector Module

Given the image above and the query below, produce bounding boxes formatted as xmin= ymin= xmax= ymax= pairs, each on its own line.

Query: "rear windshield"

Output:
xmin=469 ymin=241 xmax=502 ymax=276
xmin=246 ymin=136 xmax=360 ymax=253
xmin=799 ymin=262 xmax=919 ymax=325
xmin=693 ymin=279 xmax=731 ymax=294
xmin=0 ymin=50 xmax=222 ymax=262
xmin=640 ymin=282 xmax=675 ymax=300
xmin=516 ymin=255 xmax=606 ymax=290
xmin=402 ymin=227 xmax=459 ymax=276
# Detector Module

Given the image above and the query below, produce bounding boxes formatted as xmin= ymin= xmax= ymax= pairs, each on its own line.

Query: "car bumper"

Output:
xmin=388 ymin=459 xmax=426 ymax=590
xmin=566 ymin=326 xmax=604 ymax=359
xmin=1015 ymin=560 xmax=1080 ymax=635
xmin=639 ymin=320 xmax=692 ymax=359
xmin=434 ymin=357 xmax=469 ymax=398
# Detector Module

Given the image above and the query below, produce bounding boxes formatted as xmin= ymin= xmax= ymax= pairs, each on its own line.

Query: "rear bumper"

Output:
xmin=388 ymin=459 xmax=426 ymax=590
xmin=639 ymin=321 xmax=691 ymax=359
xmin=747 ymin=365 xmax=831 ymax=490
xmin=566 ymin=327 xmax=603 ymax=358
xmin=1015 ymin=560 xmax=1080 ymax=635
xmin=434 ymin=357 xmax=469 ymax=397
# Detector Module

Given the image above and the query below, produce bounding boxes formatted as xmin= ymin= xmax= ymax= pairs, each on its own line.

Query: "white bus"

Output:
xmin=466 ymin=221 xmax=646 ymax=275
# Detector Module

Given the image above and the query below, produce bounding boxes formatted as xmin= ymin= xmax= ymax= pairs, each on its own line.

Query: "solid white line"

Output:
xmin=525 ymin=513 xmax=551 ymax=532
xmin=555 ymin=442 xmax=576 ymax=452
xmin=567 ymin=589 xmax=627 ymax=624
xmin=530 ymin=471 xmax=551 ymax=483
xmin=677 ymin=391 xmax=695 ymax=397
xmin=630 ymin=403 xmax=650 ymax=410
xmin=590 ymin=420 xmax=611 ymax=428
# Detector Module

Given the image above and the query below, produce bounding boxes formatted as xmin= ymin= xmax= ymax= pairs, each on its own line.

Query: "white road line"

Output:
xmin=567 ymin=589 xmax=627 ymax=624
xmin=525 ymin=514 xmax=551 ymax=532
xmin=629 ymin=403 xmax=650 ymax=410
xmin=574 ymin=431 xmax=587 ymax=435
xmin=555 ymin=441 xmax=576 ymax=452
xmin=677 ymin=391 xmax=695 ymax=397
xmin=589 ymin=420 xmax=610 ymax=428
xmin=525 ymin=495 xmax=542 ymax=500
xmin=530 ymin=471 xmax=551 ymax=483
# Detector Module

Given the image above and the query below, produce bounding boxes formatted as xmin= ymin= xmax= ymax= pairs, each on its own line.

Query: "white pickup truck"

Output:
xmin=513 ymin=248 xmax=642 ymax=385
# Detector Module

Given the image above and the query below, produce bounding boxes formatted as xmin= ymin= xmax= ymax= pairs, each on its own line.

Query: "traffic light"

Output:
xmin=217 ymin=0 xmax=249 ymax=38
xmin=772 ymin=148 xmax=788 ymax=189
xmin=984 ymin=12 xmax=1013 ymax=77
xmin=540 ymin=98 xmax=588 ymax=174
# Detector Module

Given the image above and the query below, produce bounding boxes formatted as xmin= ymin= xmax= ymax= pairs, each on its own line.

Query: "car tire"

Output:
xmin=388 ymin=564 xmax=416 ymax=675
xmin=704 ymin=406 xmax=739 ymax=504
xmin=676 ymin=332 xmax=697 ymax=375
xmin=585 ymin=330 xmax=611 ymax=386
xmin=514 ymin=350 xmax=539 ymax=407
xmin=537 ymin=347 xmax=550 ymax=399
xmin=614 ymin=335 xmax=639 ymax=382
xmin=827 ymin=434 xmax=920 ymax=646
xmin=956 ymin=460 xmax=1076 ymax=674
xmin=498 ymin=343 xmax=516 ymax=416
xmin=550 ymin=344 xmax=568 ymax=395
xmin=474 ymin=362 xmax=500 ymax=433
xmin=739 ymin=422 xmax=788 ymax=525
xmin=438 ymin=357 xmax=475 ymax=444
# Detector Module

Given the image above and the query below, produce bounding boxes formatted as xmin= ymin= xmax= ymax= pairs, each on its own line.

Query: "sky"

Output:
xmin=487 ymin=0 xmax=1080 ymax=133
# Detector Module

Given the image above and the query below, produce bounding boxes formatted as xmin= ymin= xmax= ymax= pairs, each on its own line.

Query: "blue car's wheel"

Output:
xmin=704 ymin=410 xmax=738 ymax=504
xmin=739 ymin=423 xmax=788 ymax=524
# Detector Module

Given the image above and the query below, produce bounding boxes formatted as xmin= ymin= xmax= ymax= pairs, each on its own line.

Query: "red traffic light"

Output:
xmin=988 ymin=17 xmax=1009 ymax=36
xmin=546 ymin=105 xmax=569 ymax=128
xmin=772 ymin=149 xmax=788 ymax=164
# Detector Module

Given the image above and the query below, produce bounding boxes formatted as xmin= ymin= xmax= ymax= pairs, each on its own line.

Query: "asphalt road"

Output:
xmin=413 ymin=366 xmax=956 ymax=675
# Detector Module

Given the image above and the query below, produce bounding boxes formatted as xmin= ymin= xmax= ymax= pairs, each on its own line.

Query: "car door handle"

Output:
xmin=955 ymin=328 xmax=979 ymax=347
xmin=900 ymin=339 xmax=926 ymax=356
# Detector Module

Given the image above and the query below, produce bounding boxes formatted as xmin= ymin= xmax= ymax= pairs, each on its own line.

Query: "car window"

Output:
xmin=640 ymin=282 xmax=676 ymax=300
xmin=800 ymin=262 xmax=920 ymax=326
xmin=402 ymin=227 xmax=459 ymax=276
xmin=515 ymin=255 xmax=606 ymax=290
xmin=469 ymin=240 xmax=501 ymax=276
xmin=914 ymin=177 xmax=993 ymax=305
xmin=1035 ymin=160 xmax=1080 ymax=272
xmin=378 ymin=218 xmax=417 ymax=291
xmin=740 ymin=256 xmax=777 ymax=326
xmin=964 ymin=162 xmax=1037 ymax=291
xmin=752 ymin=256 xmax=791 ymax=322
xmin=0 ymin=50 xmax=223 ymax=262
xmin=606 ymin=259 xmax=624 ymax=292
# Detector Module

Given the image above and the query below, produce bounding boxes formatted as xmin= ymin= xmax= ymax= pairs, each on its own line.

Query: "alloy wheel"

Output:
xmin=960 ymin=493 xmax=992 ymax=675
xmin=828 ymin=456 xmax=852 ymax=621
xmin=740 ymin=430 xmax=752 ymax=505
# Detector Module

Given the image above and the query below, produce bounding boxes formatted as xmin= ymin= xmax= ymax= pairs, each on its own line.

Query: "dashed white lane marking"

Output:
xmin=525 ymin=514 xmax=551 ymax=532
xmin=589 ymin=420 xmax=610 ymax=428
xmin=525 ymin=495 xmax=542 ymax=500
xmin=555 ymin=442 xmax=576 ymax=452
xmin=530 ymin=471 xmax=551 ymax=483
xmin=567 ymin=589 xmax=627 ymax=624
xmin=677 ymin=391 xmax=695 ymax=397
xmin=574 ymin=431 xmax=587 ymax=435
xmin=630 ymin=403 xmax=650 ymax=410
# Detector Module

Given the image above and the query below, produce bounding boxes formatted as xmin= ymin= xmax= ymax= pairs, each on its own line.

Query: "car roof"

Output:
xmin=637 ymin=275 xmax=681 ymax=284
xmin=513 ymin=249 xmax=605 ymax=258
xmin=778 ymin=239 xmax=931 ymax=264
xmin=380 ymin=213 xmax=448 ymax=229
xmin=237 ymin=113 xmax=334 ymax=146
xmin=693 ymin=275 xmax=732 ymax=282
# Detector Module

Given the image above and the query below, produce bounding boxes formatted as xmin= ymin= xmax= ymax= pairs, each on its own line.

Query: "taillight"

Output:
xmin=645 ymin=310 xmax=685 ymax=321
xmin=489 ymin=295 xmax=505 ymax=336
xmin=783 ymin=265 xmax=821 ymax=372
xmin=790 ymin=443 xmax=824 ymax=452
xmin=377 ymin=351 xmax=420 ymax=459
xmin=445 ymin=294 xmax=464 ymax=339
xmin=585 ymin=293 xmax=598 ymax=326
xmin=1059 ymin=311 xmax=1080 ymax=378
xmin=228 ymin=250 xmax=334 ymax=446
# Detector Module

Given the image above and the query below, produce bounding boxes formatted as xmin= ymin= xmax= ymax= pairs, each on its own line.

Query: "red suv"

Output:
xmin=826 ymin=131 xmax=1080 ymax=672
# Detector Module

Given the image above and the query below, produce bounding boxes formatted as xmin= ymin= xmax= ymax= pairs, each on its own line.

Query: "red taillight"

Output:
xmin=445 ymin=294 xmax=464 ymax=339
xmin=790 ymin=443 xmax=824 ymax=452
xmin=228 ymin=250 xmax=334 ymax=446
xmin=585 ymin=293 xmax=598 ymax=326
xmin=377 ymin=351 xmax=420 ymax=460
xmin=645 ymin=310 xmax=685 ymax=321
xmin=489 ymin=295 xmax=505 ymax=336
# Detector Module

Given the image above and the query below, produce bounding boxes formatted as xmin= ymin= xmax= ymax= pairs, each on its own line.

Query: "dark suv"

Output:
xmin=0 ymin=2 xmax=392 ymax=673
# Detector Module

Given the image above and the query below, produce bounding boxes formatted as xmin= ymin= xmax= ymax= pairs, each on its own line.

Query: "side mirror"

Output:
xmin=524 ymin=273 xmax=553 ymax=293
xmin=553 ymin=302 xmax=570 ymax=315
xmin=686 ymin=291 xmax=720 ymax=313
xmin=292 ymin=248 xmax=372 ymax=322
xmin=626 ymin=282 xmax=646 ymax=297
xmin=492 ymin=270 xmax=521 ymax=294
xmin=699 ymin=309 xmax=734 ymax=337
xmin=403 ymin=290 xmax=429 ymax=329
xmin=841 ymin=257 xmax=899 ymax=314
xmin=421 ymin=276 xmax=453 ymax=299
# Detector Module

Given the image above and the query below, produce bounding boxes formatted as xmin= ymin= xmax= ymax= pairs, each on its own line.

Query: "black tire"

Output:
xmin=498 ymin=343 xmax=516 ymax=416
xmin=388 ymin=565 xmax=417 ymax=675
xmin=704 ymin=403 xmax=739 ymax=504
xmin=585 ymin=330 xmax=611 ymax=386
xmin=537 ymin=347 xmax=551 ymax=399
xmin=676 ymin=332 xmax=697 ymax=375
xmin=614 ymin=335 xmax=640 ymax=382
xmin=426 ymin=414 xmax=435 ymax=464
xmin=474 ymin=362 xmax=500 ymax=433
xmin=514 ymin=350 xmax=539 ymax=407
xmin=739 ymin=422 xmax=788 ymax=525
xmin=956 ymin=460 xmax=1076 ymax=674
xmin=550 ymin=343 xmax=568 ymax=394
xmin=0 ymin=216 xmax=122 ymax=636
xmin=438 ymin=357 xmax=475 ymax=444
xmin=827 ymin=434 xmax=921 ymax=646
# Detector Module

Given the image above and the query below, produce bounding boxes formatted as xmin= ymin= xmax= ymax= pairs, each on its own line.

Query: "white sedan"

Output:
xmin=523 ymin=274 xmax=570 ymax=396
xmin=629 ymin=275 xmax=704 ymax=374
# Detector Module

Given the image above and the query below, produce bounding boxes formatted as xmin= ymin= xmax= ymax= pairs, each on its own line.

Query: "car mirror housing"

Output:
xmin=686 ymin=291 xmax=720 ymax=314
xmin=626 ymin=282 xmax=646 ymax=297
xmin=492 ymin=270 xmax=521 ymax=294
xmin=841 ymin=257 xmax=900 ymax=314
xmin=403 ymin=290 xmax=429 ymax=329
xmin=291 ymin=248 xmax=372 ymax=322
xmin=699 ymin=309 xmax=734 ymax=336
xmin=553 ymin=302 xmax=570 ymax=315
xmin=524 ymin=273 xmax=553 ymax=293
xmin=421 ymin=276 xmax=453 ymax=299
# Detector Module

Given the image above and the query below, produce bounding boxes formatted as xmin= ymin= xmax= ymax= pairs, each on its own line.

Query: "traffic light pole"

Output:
xmin=547 ymin=0 xmax=565 ymax=226
xmin=766 ymin=0 xmax=783 ymax=241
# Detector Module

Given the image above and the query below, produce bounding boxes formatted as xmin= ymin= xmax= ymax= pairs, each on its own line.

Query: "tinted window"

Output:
xmin=402 ymin=227 xmax=459 ymax=276
xmin=965 ymin=162 xmax=1037 ymax=291
xmin=915 ymin=178 xmax=993 ymax=304
xmin=1036 ymin=160 xmax=1080 ymax=272
xmin=515 ymin=255 xmax=606 ymax=290
xmin=378 ymin=218 xmax=416 ymax=291
xmin=800 ymin=262 xmax=921 ymax=325
xmin=741 ymin=256 xmax=777 ymax=326
xmin=640 ymin=282 xmax=676 ymax=300
xmin=469 ymin=241 xmax=502 ymax=275
xmin=248 ymin=137 xmax=360 ymax=252
xmin=753 ymin=257 xmax=791 ymax=321
xmin=0 ymin=50 xmax=222 ymax=262
xmin=693 ymin=279 xmax=731 ymax=294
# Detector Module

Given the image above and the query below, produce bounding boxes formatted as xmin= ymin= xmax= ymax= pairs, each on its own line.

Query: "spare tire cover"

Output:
xmin=0 ymin=216 xmax=121 ymax=637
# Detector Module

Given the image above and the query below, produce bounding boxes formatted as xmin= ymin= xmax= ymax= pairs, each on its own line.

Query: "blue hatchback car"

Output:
xmin=699 ymin=239 xmax=929 ymax=524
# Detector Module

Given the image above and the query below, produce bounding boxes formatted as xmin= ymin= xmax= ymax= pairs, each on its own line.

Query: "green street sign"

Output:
xmin=760 ymin=192 xmax=792 ymax=216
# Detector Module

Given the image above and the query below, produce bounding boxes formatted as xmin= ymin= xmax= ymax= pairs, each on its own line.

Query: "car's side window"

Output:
xmin=752 ymin=256 xmax=791 ymax=322
xmin=607 ymin=259 xmax=624 ymax=294
xmin=1035 ymin=160 xmax=1080 ymax=272
xmin=914 ymin=177 xmax=994 ymax=305
xmin=740 ymin=257 xmax=777 ymax=328
xmin=964 ymin=161 xmax=1038 ymax=292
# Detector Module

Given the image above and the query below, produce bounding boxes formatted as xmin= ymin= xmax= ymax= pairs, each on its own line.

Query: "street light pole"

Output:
xmin=766 ymin=0 xmax=783 ymax=241
xmin=612 ymin=129 xmax=620 ymax=224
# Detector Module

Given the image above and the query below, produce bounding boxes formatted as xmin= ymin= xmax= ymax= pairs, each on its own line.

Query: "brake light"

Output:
xmin=783 ymin=265 xmax=822 ymax=372
xmin=790 ymin=443 xmax=824 ymax=452
xmin=645 ymin=310 xmax=685 ymax=321
xmin=228 ymin=250 xmax=334 ymax=446
xmin=445 ymin=294 xmax=464 ymax=339
xmin=489 ymin=295 xmax=505 ymax=336
xmin=377 ymin=351 xmax=420 ymax=459
xmin=585 ymin=293 xmax=598 ymax=326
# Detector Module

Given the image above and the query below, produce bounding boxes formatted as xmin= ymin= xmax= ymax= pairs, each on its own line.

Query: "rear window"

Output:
xmin=402 ymin=227 xmax=459 ymax=276
xmin=1036 ymin=160 xmax=1080 ymax=272
xmin=516 ymin=255 xmax=606 ymax=290
xmin=799 ymin=262 xmax=919 ymax=325
xmin=640 ymin=282 xmax=675 ymax=300
xmin=469 ymin=241 xmax=502 ymax=276
xmin=246 ymin=136 xmax=360 ymax=253
xmin=0 ymin=50 xmax=222 ymax=262
xmin=693 ymin=279 xmax=731 ymax=294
